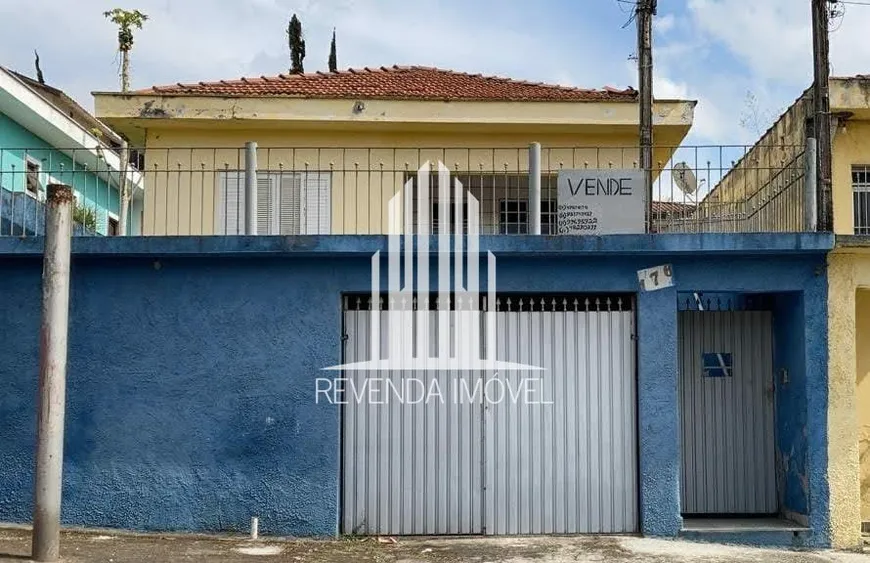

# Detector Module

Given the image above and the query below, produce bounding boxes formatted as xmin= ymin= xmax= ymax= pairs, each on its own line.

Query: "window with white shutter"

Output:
xmin=217 ymin=171 xmax=244 ymax=234
xmin=279 ymin=173 xmax=301 ymax=235
xmin=257 ymin=175 xmax=278 ymax=235
xmin=302 ymin=172 xmax=332 ymax=234
xmin=218 ymin=171 xmax=331 ymax=234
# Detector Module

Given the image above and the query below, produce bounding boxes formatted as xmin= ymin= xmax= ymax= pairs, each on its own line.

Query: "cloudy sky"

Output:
xmin=0 ymin=0 xmax=866 ymax=145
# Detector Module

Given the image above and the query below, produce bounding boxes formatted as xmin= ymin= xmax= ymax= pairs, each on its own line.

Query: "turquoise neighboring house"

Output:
xmin=0 ymin=65 xmax=143 ymax=235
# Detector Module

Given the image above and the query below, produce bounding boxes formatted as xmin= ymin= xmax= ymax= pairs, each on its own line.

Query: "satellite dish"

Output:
xmin=673 ymin=162 xmax=697 ymax=195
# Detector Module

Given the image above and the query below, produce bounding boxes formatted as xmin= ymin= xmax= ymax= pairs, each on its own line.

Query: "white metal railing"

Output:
xmin=0 ymin=144 xmax=810 ymax=237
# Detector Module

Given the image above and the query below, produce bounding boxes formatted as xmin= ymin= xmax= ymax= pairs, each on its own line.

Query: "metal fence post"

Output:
xmin=529 ymin=142 xmax=542 ymax=235
xmin=32 ymin=184 xmax=73 ymax=563
xmin=805 ymin=137 xmax=819 ymax=232
xmin=244 ymin=142 xmax=258 ymax=235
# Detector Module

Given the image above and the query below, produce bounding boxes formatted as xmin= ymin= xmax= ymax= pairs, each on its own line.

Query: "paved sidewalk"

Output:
xmin=1 ymin=527 xmax=870 ymax=562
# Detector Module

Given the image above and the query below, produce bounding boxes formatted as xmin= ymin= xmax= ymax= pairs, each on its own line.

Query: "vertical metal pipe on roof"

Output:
xmin=804 ymin=138 xmax=818 ymax=232
xmin=244 ymin=142 xmax=258 ymax=235
xmin=529 ymin=143 xmax=542 ymax=235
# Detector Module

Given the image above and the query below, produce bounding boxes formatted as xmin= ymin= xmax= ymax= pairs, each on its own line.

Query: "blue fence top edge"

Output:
xmin=0 ymin=233 xmax=835 ymax=258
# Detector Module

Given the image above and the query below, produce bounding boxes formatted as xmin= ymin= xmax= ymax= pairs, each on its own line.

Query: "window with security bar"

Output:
xmin=853 ymin=166 xmax=870 ymax=235
xmin=217 ymin=171 xmax=331 ymax=235
xmin=406 ymin=172 xmax=558 ymax=234
xmin=25 ymin=158 xmax=43 ymax=198
xmin=498 ymin=200 xmax=556 ymax=234
xmin=429 ymin=201 xmax=469 ymax=233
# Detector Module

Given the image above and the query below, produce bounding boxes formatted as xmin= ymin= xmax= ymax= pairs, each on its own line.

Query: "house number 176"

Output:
xmin=637 ymin=264 xmax=675 ymax=292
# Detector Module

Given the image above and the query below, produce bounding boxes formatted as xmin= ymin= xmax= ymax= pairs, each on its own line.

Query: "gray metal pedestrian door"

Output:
xmin=678 ymin=310 xmax=777 ymax=515
xmin=341 ymin=296 xmax=638 ymax=535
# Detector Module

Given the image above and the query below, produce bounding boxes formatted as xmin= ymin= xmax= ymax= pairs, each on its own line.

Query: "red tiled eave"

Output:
xmin=129 ymin=65 xmax=638 ymax=103
xmin=652 ymin=201 xmax=695 ymax=214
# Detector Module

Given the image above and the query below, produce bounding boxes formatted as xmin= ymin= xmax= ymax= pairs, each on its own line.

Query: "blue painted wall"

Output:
xmin=0 ymin=112 xmax=142 ymax=235
xmin=0 ymin=235 xmax=831 ymax=545
xmin=773 ymin=293 xmax=810 ymax=518
xmin=0 ymin=253 xmax=369 ymax=536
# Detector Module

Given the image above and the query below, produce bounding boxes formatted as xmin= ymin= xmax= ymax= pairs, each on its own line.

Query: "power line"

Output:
xmin=616 ymin=0 xmax=638 ymax=28
xmin=615 ymin=0 xmax=637 ymax=13
xmin=830 ymin=2 xmax=846 ymax=32
xmin=827 ymin=0 xmax=846 ymax=33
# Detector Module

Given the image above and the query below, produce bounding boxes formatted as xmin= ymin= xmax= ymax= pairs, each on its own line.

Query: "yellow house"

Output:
xmin=708 ymin=76 xmax=870 ymax=548
xmin=821 ymin=78 xmax=870 ymax=549
xmin=93 ymin=65 xmax=695 ymax=236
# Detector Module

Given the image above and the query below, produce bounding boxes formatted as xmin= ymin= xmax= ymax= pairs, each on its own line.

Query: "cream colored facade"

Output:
xmin=826 ymin=81 xmax=870 ymax=548
xmin=94 ymin=93 xmax=695 ymax=235
xmin=857 ymin=289 xmax=870 ymax=519
xmin=827 ymin=249 xmax=870 ymax=549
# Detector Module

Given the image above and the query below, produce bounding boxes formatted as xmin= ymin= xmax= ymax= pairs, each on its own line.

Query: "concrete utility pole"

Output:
xmin=637 ymin=0 xmax=656 ymax=231
xmin=812 ymin=0 xmax=835 ymax=231
xmin=32 ymin=184 xmax=74 ymax=562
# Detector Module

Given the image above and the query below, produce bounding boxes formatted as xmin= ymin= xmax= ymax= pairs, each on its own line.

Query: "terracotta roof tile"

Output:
xmin=134 ymin=65 xmax=637 ymax=102
xmin=651 ymin=201 xmax=695 ymax=215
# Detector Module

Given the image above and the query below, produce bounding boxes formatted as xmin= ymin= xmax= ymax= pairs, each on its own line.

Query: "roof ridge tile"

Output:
xmin=128 ymin=66 xmax=646 ymax=102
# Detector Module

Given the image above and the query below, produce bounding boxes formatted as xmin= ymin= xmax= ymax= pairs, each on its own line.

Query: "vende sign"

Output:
xmin=556 ymin=170 xmax=645 ymax=235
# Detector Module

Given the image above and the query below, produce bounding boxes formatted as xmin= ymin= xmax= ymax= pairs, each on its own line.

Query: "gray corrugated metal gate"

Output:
xmin=341 ymin=302 xmax=483 ymax=535
xmin=678 ymin=310 xmax=777 ymax=515
xmin=341 ymin=296 xmax=637 ymax=535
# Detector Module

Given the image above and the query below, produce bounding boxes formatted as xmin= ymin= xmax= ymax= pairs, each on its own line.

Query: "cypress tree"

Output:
xmin=288 ymin=13 xmax=305 ymax=74
xmin=328 ymin=28 xmax=337 ymax=73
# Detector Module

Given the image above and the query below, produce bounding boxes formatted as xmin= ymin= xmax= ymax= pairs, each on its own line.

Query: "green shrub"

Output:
xmin=73 ymin=204 xmax=97 ymax=232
